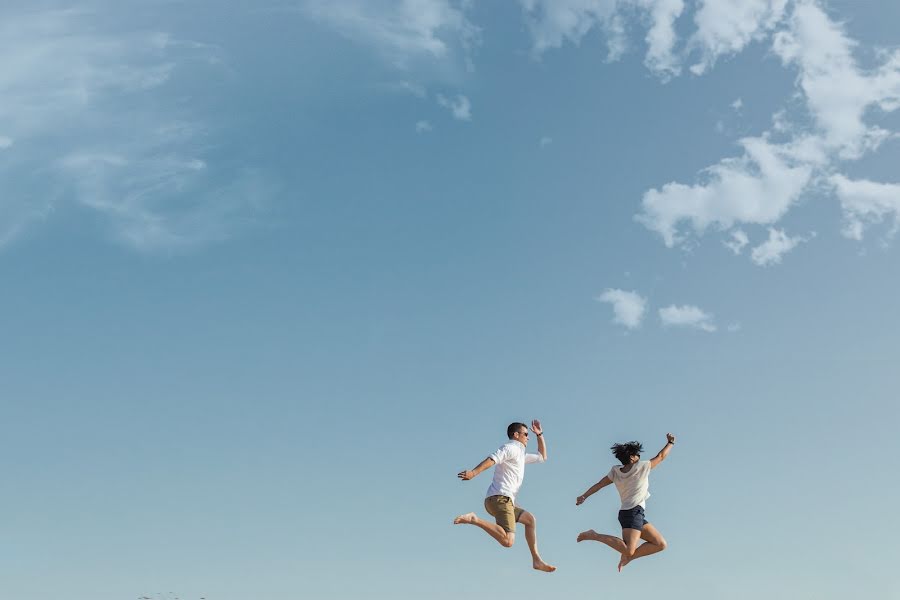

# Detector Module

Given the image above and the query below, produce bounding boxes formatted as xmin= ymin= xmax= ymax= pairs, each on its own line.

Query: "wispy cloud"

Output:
xmin=437 ymin=93 xmax=471 ymax=120
xmin=750 ymin=227 xmax=811 ymax=266
xmin=597 ymin=288 xmax=647 ymax=329
xmin=772 ymin=1 xmax=900 ymax=160
xmin=640 ymin=0 xmax=685 ymax=80
xmin=724 ymin=229 xmax=749 ymax=254
xmin=831 ymin=175 xmax=900 ymax=240
xmin=415 ymin=119 xmax=433 ymax=133
xmin=688 ymin=0 xmax=788 ymax=75
xmin=302 ymin=0 xmax=480 ymax=71
xmin=384 ymin=80 xmax=428 ymax=98
xmin=517 ymin=0 xmax=625 ymax=60
xmin=518 ymin=0 xmax=787 ymax=78
xmin=0 ymin=9 xmax=266 ymax=252
xmin=659 ymin=304 xmax=717 ymax=332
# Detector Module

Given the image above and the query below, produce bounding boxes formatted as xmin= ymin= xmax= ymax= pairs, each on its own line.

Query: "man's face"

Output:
xmin=628 ymin=453 xmax=640 ymax=464
xmin=514 ymin=427 xmax=529 ymax=446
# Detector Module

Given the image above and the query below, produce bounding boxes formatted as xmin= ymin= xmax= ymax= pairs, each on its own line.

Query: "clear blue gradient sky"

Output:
xmin=1 ymin=2 xmax=899 ymax=599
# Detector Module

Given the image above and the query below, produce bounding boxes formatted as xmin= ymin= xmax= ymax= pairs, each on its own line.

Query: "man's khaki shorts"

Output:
xmin=484 ymin=495 xmax=524 ymax=533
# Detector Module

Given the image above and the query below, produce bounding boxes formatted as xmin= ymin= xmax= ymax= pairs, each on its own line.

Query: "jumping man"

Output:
xmin=454 ymin=420 xmax=556 ymax=573
xmin=575 ymin=433 xmax=676 ymax=571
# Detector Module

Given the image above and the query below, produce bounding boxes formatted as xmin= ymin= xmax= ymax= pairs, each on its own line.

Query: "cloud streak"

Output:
xmin=0 ymin=8 xmax=266 ymax=252
xmin=302 ymin=0 xmax=479 ymax=71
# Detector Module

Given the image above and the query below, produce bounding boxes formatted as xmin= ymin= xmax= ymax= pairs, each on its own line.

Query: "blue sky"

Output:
xmin=2 ymin=1 xmax=900 ymax=599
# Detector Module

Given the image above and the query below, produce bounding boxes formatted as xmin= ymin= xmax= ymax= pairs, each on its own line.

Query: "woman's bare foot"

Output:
xmin=453 ymin=512 xmax=477 ymax=525
xmin=576 ymin=529 xmax=597 ymax=542
xmin=533 ymin=560 xmax=556 ymax=573
xmin=617 ymin=554 xmax=631 ymax=572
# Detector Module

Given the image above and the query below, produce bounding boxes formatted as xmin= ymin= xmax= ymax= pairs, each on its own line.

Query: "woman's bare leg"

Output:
xmin=617 ymin=528 xmax=643 ymax=571
xmin=619 ymin=523 xmax=667 ymax=570
xmin=576 ymin=529 xmax=628 ymax=553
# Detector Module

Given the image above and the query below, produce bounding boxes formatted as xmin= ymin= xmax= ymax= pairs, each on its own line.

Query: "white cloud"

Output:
xmin=415 ymin=119 xmax=433 ymax=133
xmin=516 ymin=1 xmax=899 ymax=253
xmin=597 ymin=288 xmax=647 ymax=329
xmin=637 ymin=1 xmax=900 ymax=250
xmin=639 ymin=0 xmax=685 ymax=79
xmin=689 ymin=0 xmax=788 ymax=75
xmin=724 ymin=228 xmax=749 ymax=254
xmin=0 ymin=136 xmax=12 ymax=149
xmin=540 ymin=136 xmax=552 ymax=147
xmin=831 ymin=174 xmax=900 ymax=240
xmin=636 ymin=136 xmax=813 ymax=247
xmin=518 ymin=1 xmax=899 ymax=256
xmin=517 ymin=0 xmax=623 ymax=59
xmin=659 ymin=304 xmax=717 ymax=332
xmin=750 ymin=227 xmax=810 ymax=266
xmin=637 ymin=1 xmax=900 ymax=253
xmin=302 ymin=0 xmax=479 ymax=69
xmin=0 ymin=9 xmax=265 ymax=251
xmin=726 ymin=322 xmax=742 ymax=332
xmin=517 ymin=0 xmax=683 ymax=71
xmin=772 ymin=2 xmax=900 ymax=159
xmin=518 ymin=0 xmax=791 ymax=79
xmin=437 ymin=93 xmax=471 ymax=120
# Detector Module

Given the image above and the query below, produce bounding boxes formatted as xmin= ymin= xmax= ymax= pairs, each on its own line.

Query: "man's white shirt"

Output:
xmin=485 ymin=440 xmax=544 ymax=504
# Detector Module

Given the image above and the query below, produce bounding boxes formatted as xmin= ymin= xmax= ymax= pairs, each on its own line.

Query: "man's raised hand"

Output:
xmin=458 ymin=470 xmax=475 ymax=481
xmin=666 ymin=433 xmax=676 ymax=444
xmin=531 ymin=419 xmax=543 ymax=436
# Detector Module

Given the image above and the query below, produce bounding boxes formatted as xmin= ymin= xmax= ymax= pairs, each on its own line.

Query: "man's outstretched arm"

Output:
xmin=458 ymin=457 xmax=495 ymax=480
xmin=649 ymin=433 xmax=676 ymax=469
xmin=576 ymin=475 xmax=612 ymax=505
xmin=532 ymin=419 xmax=547 ymax=461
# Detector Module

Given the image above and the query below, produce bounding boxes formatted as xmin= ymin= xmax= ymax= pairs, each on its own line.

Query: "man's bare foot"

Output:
xmin=533 ymin=560 xmax=556 ymax=573
xmin=617 ymin=554 xmax=631 ymax=572
xmin=453 ymin=512 xmax=477 ymax=525
xmin=576 ymin=529 xmax=597 ymax=543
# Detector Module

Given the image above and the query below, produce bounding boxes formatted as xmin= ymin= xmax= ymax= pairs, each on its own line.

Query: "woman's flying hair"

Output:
xmin=611 ymin=441 xmax=644 ymax=465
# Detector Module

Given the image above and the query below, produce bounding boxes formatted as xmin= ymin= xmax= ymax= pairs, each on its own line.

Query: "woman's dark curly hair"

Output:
xmin=611 ymin=441 xmax=643 ymax=465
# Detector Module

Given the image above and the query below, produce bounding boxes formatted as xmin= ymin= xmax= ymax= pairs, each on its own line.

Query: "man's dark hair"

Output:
xmin=611 ymin=441 xmax=643 ymax=465
xmin=507 ymin=422 xmax=528 ymax=439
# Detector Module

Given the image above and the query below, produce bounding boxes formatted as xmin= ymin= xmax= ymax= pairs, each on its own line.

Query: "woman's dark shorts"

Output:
xmin=618 ymin=505 xmax=649 ymax=531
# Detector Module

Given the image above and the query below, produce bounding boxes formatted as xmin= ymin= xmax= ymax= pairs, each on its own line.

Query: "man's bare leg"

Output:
xmin=517 ymin=511 xmax=556 ymax=572
xmin=619 ymin=523 xmax=667 ymax=570
xmin=576 ymin=529 xmax=628 ymax=554
xmin=453 ymin=513 xmax=514 ymax=547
